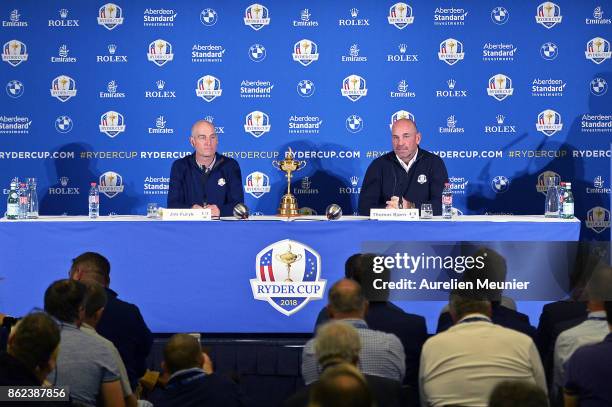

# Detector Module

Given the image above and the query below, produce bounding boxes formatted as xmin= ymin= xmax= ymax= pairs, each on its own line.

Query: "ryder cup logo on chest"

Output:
xmin=99 ymin=111 xmax=126 ymax=138
xmin=244 ymin=4 xmax=270 ymax=30
xmin=147 ymin=40 xmax=174 ymax=66
xmin=244 ymin=171 xmax=271 ymax=198
xmin=292 ymin=40 xmax=319 ymax=66
xmin=98 ymin=4 xmax=123 ymax=30
xmin=341 ymin=75 xmax=368 ymax=102
xmin=50 ymin=75 xmax=77 ymax=102
xmin=195 ymin=75 xmax=222 ymax=102
xmin=251 ymin=240 xmax=325 ymax=316
xmin=388 ymin=3 xmax=414 ymax=29
xmin=2 ymin=40 xmax=28 ymax=67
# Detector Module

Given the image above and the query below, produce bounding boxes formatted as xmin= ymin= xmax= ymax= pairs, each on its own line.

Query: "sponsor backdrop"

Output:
xmin=1 ymin=1 xmax=611 ymax=239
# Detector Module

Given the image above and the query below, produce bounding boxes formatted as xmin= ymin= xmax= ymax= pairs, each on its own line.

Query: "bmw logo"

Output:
xmin=540 ymin=42 xmax=558 ymax=61
xmin=491 ymin=176 xmax=510 ymax=193
xmin=491 ymin=7 xmax=509 ymax=25
xmin=590 ymin=77 xmax=608 ymax=96
xmin=297 ymin=80 xmax=315 ymax=97
xmin=200 ymin=8 xmax=218 ymax=26
xmin=55 ymin=115 xmax=73 ymax=133
xmin=6 ymin=80 xmax=24 ymax=98
xmin=345 ymin=114 xmax=364 ymax=133
xmin=248 ymin=44 xmax=266 ymax=62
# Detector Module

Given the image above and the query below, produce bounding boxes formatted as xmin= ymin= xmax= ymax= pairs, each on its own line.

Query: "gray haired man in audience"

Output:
xmin=301 ymin=279 xmax=405 ymax=385
xmin=419 ymin=291 xmax=546 ymax=407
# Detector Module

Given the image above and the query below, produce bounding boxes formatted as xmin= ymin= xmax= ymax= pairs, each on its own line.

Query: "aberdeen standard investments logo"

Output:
xmin=251 ymin=240 xmax=325 ymax=316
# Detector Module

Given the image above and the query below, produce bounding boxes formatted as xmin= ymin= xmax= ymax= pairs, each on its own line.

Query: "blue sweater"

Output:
xmin=167 ymin=153 xmax=244 ymax=217
xmin=358 ymin=149 xmax=448 ymax=216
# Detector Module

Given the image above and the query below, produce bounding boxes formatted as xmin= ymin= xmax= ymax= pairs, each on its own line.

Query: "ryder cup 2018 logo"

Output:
xmin=438 ymin=38 xmax=464 ymax=65
xmin=389 ymin=110 xmax=416 ymax=129
xmin=99 ymin=171 xmax=124 ymax=198
xmin=99 ymin=111 xmax=125 ymax=138
xmin=50 ymin=75 xmax=77 ymax=102
xmin=244 ymin=4 xmax=270 ymax=31
xmin=244 ymin=111 xmax=271 ymax=138
xmin=586 ymin=207 xmax=611 ymax=234
xmin=388 ymin=3 xmax=414 ymax=29
xmin=244 ymin=171 xmax=271 ymax=198
xmin=251 ymin=240 xmax=325 ymax=316
xmin=585 ymin=37 xmax=611 ymax=64
xmin=487 ymin=74 xmax=514 ymax=101
xmin=195 ymin=75 xmax=222 ymax=102
xmin=2 ymin=40 xmax=28 ymax=67
xmin=147 ymin=39 xmax=174 ymax=66
xmin=97 ymin=4 xmax=123 ymax=30
xmin=536 ymin=2 xmax=562 ymax=29
xmin=341 ymin=75 xmax=367 ymax=102
xmin=536 ymin=109 xmax=563 ymax=136
xmin=292 ymin=39 xmax=319 ymax=66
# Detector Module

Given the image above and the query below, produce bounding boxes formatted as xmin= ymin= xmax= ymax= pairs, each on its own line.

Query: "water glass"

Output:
xmin=420 ymin=203 xmax=433 ymax=219
xmin=147 ymin=203 xmax=159 ymax=218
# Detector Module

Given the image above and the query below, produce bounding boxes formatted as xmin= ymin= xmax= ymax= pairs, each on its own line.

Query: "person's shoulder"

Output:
xmin=490 ymin=322 xmax=536 ymax=345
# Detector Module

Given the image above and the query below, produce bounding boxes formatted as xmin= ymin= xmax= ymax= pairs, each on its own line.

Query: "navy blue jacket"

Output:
xmin=148 ymin=369 xmax=244 ymax=407
xmin=96 ymin=288 xmax=153 ymax=390
xmin=358 ymin=149 xmax=448 ymax=216
xmin=167 ymin=153 xmax=244 ymax=217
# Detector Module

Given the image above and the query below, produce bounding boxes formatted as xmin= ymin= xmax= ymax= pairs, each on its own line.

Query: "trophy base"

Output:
xmin=278 ymin=193 xmax=300 ymax=217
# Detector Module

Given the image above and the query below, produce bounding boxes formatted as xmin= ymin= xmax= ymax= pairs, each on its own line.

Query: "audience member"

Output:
xmin=436 ymin=248 xmax=536 ymax=339
xmin=285 ymin=321 xmax=405 ymax=407
xmin=489 ymin=380 xmax=548 ymax=407
xmin=81 ymin=282 xmax=137 ymax=407
xmin=44 ymin=279 xmax=125 ymax=407
xmin=0 ymin=312 xmax=59 ymax=386
xmin=148 ymin=333 xmax=243 ymax=407
xmin=314 ymin=253 xmax=427 ymax=389
xmin=420 ymin=291 xmax=546 ymax=407
xmin=553 ymin=266 xmax=612 ymax=397
xmin=307 ymin=363 xmax=374 ymax=407
xmin=69 ymin=252 xmax=153 ymax=389
xmin=563 ymin=300 xmax=612 ymax=407
xmin=302 ymin=279 xmax=405 ymax=385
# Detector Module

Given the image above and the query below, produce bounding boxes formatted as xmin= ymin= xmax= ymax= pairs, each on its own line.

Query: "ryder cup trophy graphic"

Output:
xmin=272 ymin=147 xmax=306 ymax=216
xmin=275 ymin=243 xmax=303 ymax=282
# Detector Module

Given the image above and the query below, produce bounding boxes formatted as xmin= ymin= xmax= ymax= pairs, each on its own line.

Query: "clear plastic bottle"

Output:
xmin=88 ymin=182 xmax=99 ymax=219
xmin=18 ymin=182 xmax=28 ymax=219
xmin=544 ymin=176 xmax=560 ymax=218
xmin=26 ymin=177 xmax=38 ymax=218
xmin=6 ymin=180 xmax=19 ymax=220
xmin=561 ymin=182 xmax=574 ymax=219
xmin=442 ymin=182 xmax=453 ymax=219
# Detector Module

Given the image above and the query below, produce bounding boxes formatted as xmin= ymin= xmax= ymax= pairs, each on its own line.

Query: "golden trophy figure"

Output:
xmin=275 ymin=244 xmax=302 ymax=282
xmin=272 ymin=147 xmax=306 ymax=217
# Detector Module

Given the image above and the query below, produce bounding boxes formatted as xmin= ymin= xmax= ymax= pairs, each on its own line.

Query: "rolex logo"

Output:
xmin=447 ymin=79 xmax=456 ymax=89
xmin=60 ymin=176 xmax=69 ymax=187
xmin=60 ymin=8 xmax=69 ymax=19
xmin=496 ymin=114 xmax=505 ymax=124
xmin=399 ymin=43 xmax=407 ymax=54
xmin=108 ymin=44 xmax=117 ymax=55
xmin=350 ymin=176 xmax=359 ymax=186
xmin=350 ymin=8 xmax=359 ymax=18
xmin=156 ymin=80 xmax=165 ymax=90
xmin=204 ymin=115 xmax=214 ymax=123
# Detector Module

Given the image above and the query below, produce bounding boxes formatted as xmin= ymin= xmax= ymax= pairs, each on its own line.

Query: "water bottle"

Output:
xmin=26 ymin=177 xmax=39 ymax=218
xmin=442 ymin=182 xmax=453 ymax=219
xmin=18 ymin=182 xmax=28 ymax=219
xmin=544 ymin=176 xmax=560 ymax=218
xmin=558 ymin=182 xmax=566 ymax=217
xmin=88 ymin=182 xmax=99 ymax=219
xmin=6 ymin=180 xmax=19 ymax=220
xmin=561 ymin=182 xmax=574 ymax=219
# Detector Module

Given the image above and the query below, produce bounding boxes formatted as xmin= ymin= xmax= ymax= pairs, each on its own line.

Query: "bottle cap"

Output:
xmin=565 ymin=182 xmax=571 ymax=187
xmin=90 ymin=182 xmax=97 ymax=186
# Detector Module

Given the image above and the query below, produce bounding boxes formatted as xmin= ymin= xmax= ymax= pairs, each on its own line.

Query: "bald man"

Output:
xmin=358 ymin=118 xmax=448 ymax=216
xmin=167 ymin=120 xmax=243 ymax=217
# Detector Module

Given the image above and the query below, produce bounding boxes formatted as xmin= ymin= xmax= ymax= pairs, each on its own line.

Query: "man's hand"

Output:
xmin=202 ymin=352 xmax=214 ymax=374
xmin=206 ymin=204 xmax=220 ymax=217
xmin=192 ymin=204 xmax=204 ymax=209
xmin=385 ymin=196 xmax=413 ymax=209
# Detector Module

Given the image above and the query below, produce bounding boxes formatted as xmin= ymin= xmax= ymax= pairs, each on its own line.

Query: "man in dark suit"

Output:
xmin=314 ymin=253 xmax=427 ymax=392
xmin=70 ymin=252 xmax=153 ymax=390
xmin=286 ymin=321 xmax=406 ymax=407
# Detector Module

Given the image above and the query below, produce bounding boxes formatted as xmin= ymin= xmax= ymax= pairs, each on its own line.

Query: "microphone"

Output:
xmin=392 ymin=168 xmax=403 ymax=209
xmin=325 ymin=204 xmax=342 ymax=220
xmin=233 ymin=203 xmax=249 ymax=219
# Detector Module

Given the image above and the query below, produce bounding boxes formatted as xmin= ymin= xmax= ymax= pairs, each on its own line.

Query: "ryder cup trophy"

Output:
xmin=272 ymin=147 xmax=306 ymax=217
xmin=275 ymin=243 xmax=302 ymax=282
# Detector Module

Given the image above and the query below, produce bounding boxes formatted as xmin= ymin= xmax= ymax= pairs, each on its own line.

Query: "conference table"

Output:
xmin=0 ymin=215 xmax=580 ymax=333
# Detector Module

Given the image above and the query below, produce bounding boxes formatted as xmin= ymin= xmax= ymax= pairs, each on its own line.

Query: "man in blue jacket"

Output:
xmin=358 ymin=118 xmax=448 ymax=216
xmin=167 ymin=119 xmax=243 ymax=217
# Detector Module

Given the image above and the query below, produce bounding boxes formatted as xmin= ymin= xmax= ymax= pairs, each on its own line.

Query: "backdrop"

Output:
xmin=1 ymin=1 xmax=611 ymax=240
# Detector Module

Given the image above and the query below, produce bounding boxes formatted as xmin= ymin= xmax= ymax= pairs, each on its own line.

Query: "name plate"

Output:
xmin=161 ymin=208 xmax=212 ymax=221
xmin=370 ymin=208 xmax=420 ymax=221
